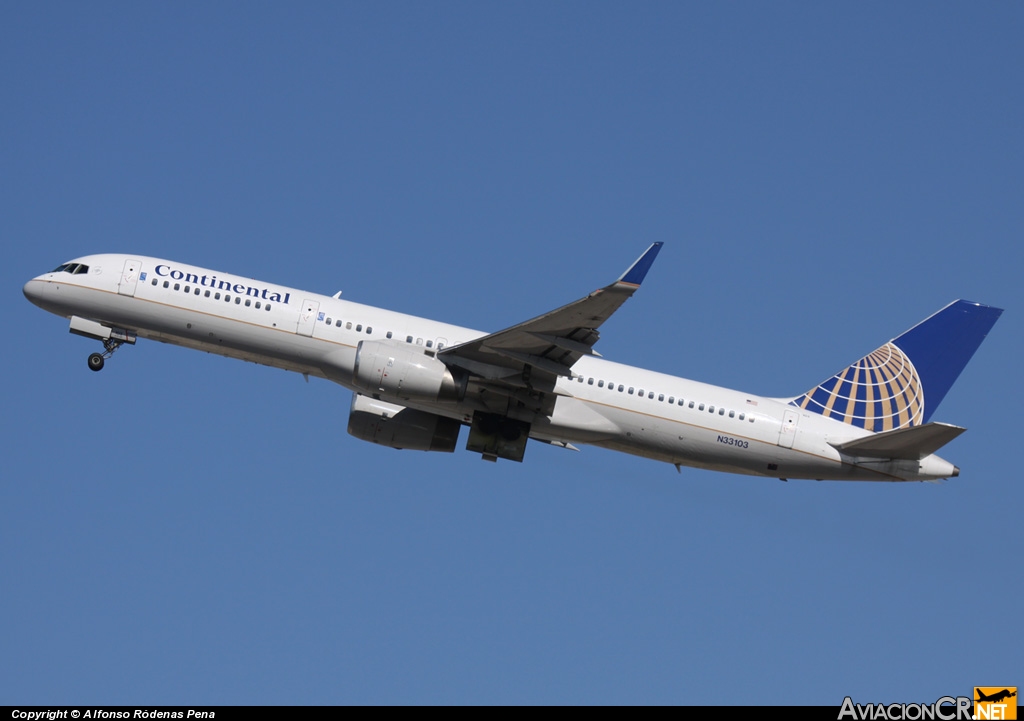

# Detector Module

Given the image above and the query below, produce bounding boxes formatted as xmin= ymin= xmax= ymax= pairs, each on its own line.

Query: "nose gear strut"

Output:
xmin=87 ymin=337 xmax=125 ymax=372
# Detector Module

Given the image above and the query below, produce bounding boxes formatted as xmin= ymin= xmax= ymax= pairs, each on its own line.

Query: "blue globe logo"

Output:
xmin=793 ymin=342 xmax=924 ymax=432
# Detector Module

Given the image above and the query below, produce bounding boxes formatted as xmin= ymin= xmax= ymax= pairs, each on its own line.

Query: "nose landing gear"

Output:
xmin=68 ymin=316 xmax=137 ymax=372
xmin=86 ymin=337 xmax=126 ymax=372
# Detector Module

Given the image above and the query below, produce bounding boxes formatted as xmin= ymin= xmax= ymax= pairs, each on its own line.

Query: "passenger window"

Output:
xmin=205 ymin=290 xmax=211 ymax=298
xmin=628 ymin=387 xmax=634 ymax=395
xmin=326 ymin=317 xmax=332 ymax=325
xmin=184 ymin=286 xmax=190 ymax=293
xmin=577 ymin=375 xmax=583 ymax=383
xmin=648 ymin=392 xmax=654 ymax=399
xmin=215 ymin=292 xmax=220 ymax=300
xmin=174 ymin=283 xmax=180 ymax=291
xmin=163 ymin=281 xmax=169 ymax=288
xmin=699 ymin=404 xmax=705 ymax=411
xmin=356 ymin=324 xmax=362 ymax=332
xmin=235 ymin=297 xmax=241 ymax=304
xmin=749 ymin=417 xmax=755 ymax=423
xmin=426 ymin=340 xmax=433 ymax=348
xmin=195 ymin=288 xmax=200 ymax=295
xmin=588 ymin=378 xmax=594 ymax=385
xmin=245 ymin=299 xmax=251 ymax=307
xmin=437 ymin=343 xmax=444 ymax=349
xmin=367 ymin=327 xmax=372 ymax=334
xmin=406 ymin=335 xmax=413 ymax=343
xmin=618 ymin=385 xmax=624 ymax=392
xmin=386 ymin=331 xmax=393 ymax=339
xmin=255 ymin=301 xmax=260 ymax=308
xmin=598 ymin=380 xmax=604 ymax=388
xmin=708 ymin=406 xmax=714 ymax=413
xmin=152 ymin=278 xmax=157 ymax=286
xmin=265 ymin=305 xmax=271 ymax=311
xmin=346 ymin=322 xmax=352 ymax=330
xmin=416 ymin=338 xmax=423 ymax=345
xmin=336 ymin=320 xmax=342 ymax=327
xmin=689 ymin=401 xmax=695 ymax=408
xmin=667 ymin=396 xmax=673 ymax=404
xmin=739 ymin=413 xmax=745 ymax=420
xmin=729 ymin=410 xmax=735 ymax=418
xmin=225 ymin=295 xmax=231 ymax=302
xmin=718 ymin=408 xmax=725 ymax=415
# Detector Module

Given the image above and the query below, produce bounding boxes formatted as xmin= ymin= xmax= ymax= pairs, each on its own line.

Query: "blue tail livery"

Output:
xmin=791 ymin=300 xmax=1003 ymax=432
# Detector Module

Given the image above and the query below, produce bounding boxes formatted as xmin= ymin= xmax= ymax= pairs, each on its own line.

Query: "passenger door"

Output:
xmin=118 ymin=259 xmax=143 ymax=297
xmin=778 ymin=409 xmax=799 ymax=449
xmin=296 ymin=299 xmax=320 ymax=337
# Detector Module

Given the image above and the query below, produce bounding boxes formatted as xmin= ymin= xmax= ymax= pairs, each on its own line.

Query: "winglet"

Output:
xmin=617 ymin=243 xmax=663 ymax=286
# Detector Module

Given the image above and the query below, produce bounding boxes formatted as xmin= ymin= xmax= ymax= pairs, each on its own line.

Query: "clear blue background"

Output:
xmin=2 ymin=2 xmax=1020 ymax=705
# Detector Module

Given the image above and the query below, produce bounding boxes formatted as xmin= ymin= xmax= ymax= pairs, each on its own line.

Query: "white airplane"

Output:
xmin=23 ymin=245 xmax=1002 ymax=481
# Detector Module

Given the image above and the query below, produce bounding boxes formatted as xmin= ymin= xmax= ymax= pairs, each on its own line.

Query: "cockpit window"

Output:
xmin=49 ymin=263 xmax=90 ymax=275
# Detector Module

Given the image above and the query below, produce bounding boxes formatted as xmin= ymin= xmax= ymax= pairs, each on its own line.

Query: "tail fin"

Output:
xmin=791 ymin=300 xmax=1002 ymax=432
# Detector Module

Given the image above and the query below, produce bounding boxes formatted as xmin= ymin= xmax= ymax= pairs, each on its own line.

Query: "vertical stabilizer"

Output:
xmin=791 ymin=300 xmax=1002 ymax=432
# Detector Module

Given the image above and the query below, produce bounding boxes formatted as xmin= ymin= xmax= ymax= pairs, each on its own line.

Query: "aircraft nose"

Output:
xmin=23 ymin=278 xmax=44 ymax=307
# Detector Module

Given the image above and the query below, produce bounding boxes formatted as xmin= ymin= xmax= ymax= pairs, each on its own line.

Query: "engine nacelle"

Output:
xmin=347 ymin=393 xmax=461 ymax=453
xmin=353 ymin=340 xmax=467 ymax=402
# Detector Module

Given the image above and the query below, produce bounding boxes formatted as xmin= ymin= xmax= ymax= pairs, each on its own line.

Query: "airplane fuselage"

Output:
xmin=23 ymin=253 xmax=966 ymax=481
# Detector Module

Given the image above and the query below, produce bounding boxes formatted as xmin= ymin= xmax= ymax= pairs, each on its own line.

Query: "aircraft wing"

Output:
xmin=438 ymin=243 xmax=663 ymax=389
xmin=830 ymin=422 xmax=966 ymax=460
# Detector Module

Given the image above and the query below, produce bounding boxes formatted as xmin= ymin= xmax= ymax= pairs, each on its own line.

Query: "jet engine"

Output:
xmin=353 ymin=340 xmax=467 ymax=403
xmin=347 ymin=393 xmax=461 ymax=452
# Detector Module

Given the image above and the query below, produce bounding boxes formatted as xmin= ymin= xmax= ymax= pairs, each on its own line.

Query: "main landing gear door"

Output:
xmin=296 ymin=299 xmax=320 ymax=337
xmin=118 ymin=259 xmax=143 ymax=297
xmin=467 ymin=412 xmax=530 ymax=462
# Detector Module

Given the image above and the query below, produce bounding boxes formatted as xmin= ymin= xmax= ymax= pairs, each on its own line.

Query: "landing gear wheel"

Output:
xmin=88 ymin=353 xmax=105 ymax=372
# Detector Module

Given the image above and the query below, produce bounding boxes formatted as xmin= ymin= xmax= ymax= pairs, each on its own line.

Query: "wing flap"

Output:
xmin=830 ymin=422 xmax=966 ymax=460
xmin=489 ymin=348 xmax=577 ymax=379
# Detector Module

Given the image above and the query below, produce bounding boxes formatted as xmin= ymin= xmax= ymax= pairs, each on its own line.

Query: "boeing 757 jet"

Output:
xmin=23 ymin=245 xmax=1002 ymax=481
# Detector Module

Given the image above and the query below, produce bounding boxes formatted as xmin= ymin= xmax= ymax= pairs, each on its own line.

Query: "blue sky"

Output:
xmin=2 ymin=2 xmax=1020 ymax=705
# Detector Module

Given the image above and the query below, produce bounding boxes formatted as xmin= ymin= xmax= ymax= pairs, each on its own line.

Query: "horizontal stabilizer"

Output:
xmin=830 ymin=422 xmax=966 ymax=460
